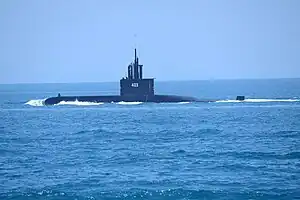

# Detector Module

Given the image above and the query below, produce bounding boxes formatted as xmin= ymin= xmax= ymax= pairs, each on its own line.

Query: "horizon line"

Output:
xmin=1 ymin=77 xmax=300 ymax=85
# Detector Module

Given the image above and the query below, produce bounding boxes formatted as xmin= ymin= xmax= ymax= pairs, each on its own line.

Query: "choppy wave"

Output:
xmin=25 ymin=99 xmax=45 ymax=107
xmin=24 ymin=100 xmax=144 ymax=106
xmin=1 ymin=188 xmax=299 ymax=200
xmin=177 ymin=102 xmax=191 ymax=104
xmin=24 ymin=99 xmax=104 ymax=107
xmin=116 ymin=101 xmax=143 ymax=105
xmin=24 ymin=98 xmax=300 ymax=107
xmin=211 ymin=151 xmax=300 ymax=160
xmin=57 ymin=100 xmax=104 ymax=106
xmin=216 ymin=98 xmax=300 ymax=103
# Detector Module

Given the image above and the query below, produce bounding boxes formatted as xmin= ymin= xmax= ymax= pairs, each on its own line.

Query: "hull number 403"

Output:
xmin=131 ymin=83 xmax=139 ymax=87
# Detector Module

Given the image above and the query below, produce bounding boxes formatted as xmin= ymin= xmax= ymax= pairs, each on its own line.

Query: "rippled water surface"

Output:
xmin=1 ymin=79 xmax=300 ymax=199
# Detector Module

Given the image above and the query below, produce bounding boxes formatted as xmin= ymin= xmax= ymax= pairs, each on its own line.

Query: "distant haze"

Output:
xmin=0 ymin=0 xmax=299 ymax=84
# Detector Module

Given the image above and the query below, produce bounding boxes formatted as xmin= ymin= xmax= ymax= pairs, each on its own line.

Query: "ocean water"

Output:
xmin=1 ymin=79 xmax=300 ymax=200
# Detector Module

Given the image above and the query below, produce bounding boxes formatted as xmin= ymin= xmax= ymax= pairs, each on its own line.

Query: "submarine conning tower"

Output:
xmin=120 ymin=48 xmax=154 ymax=97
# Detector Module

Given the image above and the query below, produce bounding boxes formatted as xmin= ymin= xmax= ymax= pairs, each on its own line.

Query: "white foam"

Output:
xmin=116 ymin=101 xmax=143 ymax=105
xmin=216 ymin=99 xmax=300 ymax=103
xmin=57 ymin=100 xmax=104 ymax=106
xmin=25 ymin=99 xmax=45 ymax=107
xmin=215 ymin=100 xmax=242 ymax=103
xmin=177 ymin=102 xmax=191 ymax=104
xmin=245 ymin=99 xmax=300 ymax=102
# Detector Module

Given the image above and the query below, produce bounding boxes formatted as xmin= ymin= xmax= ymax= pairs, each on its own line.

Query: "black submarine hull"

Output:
xmin=44 ymin=94 xmax=201 ymax=105
xmin=40 ymin=48 xmax=246 ymax=106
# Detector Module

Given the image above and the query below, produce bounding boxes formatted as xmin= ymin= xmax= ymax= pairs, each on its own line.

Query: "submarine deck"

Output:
xmin=43 ymin=94 xmax=212 ymax=105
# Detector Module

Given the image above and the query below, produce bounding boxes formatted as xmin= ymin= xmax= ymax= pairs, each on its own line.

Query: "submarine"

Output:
xmin=44 ymin=48 xmax=203 ymax=105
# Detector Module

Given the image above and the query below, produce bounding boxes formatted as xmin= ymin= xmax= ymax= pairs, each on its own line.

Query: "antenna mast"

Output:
xmin=134 ymin=33 xmax=137 ymax=50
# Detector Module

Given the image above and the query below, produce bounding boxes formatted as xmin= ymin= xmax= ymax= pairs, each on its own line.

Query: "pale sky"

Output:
xmin=0 ymin=0 xmax=299 ymax=84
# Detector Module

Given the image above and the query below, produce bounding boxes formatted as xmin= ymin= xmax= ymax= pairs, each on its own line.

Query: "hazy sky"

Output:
xmin=0 ymin=0 xmax=299 ymax=84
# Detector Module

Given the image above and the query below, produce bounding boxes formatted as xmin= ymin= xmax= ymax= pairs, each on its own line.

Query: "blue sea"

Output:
xmin=1 ymin=79 xmax=300 ymax=200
